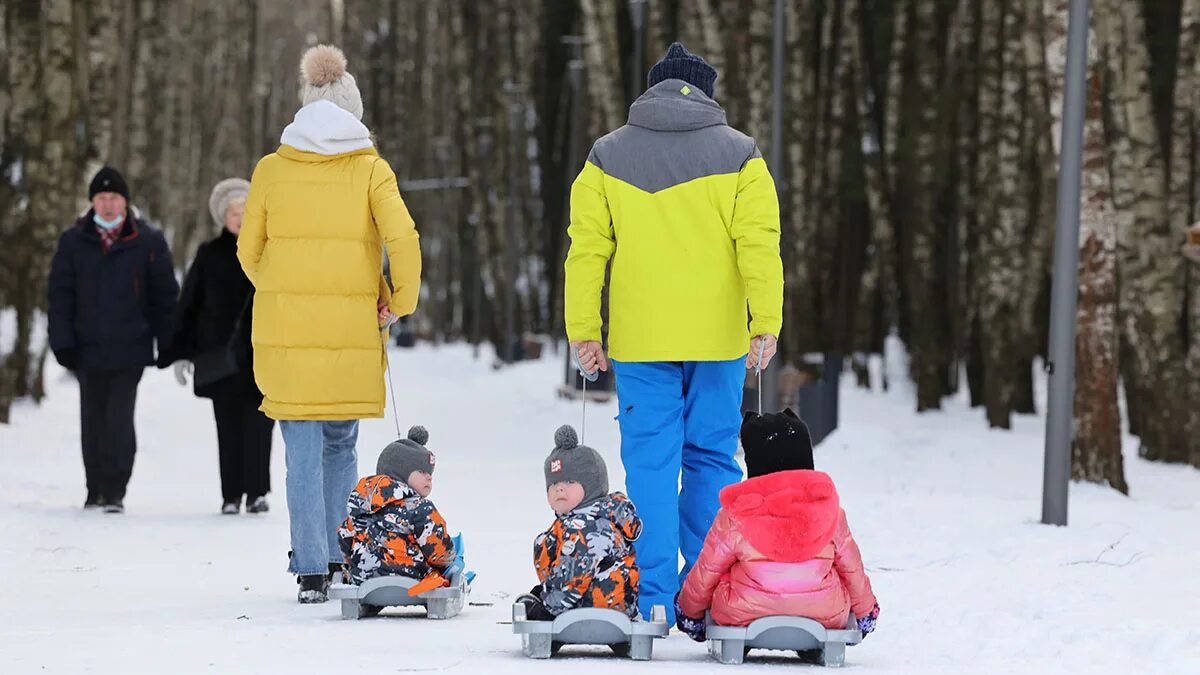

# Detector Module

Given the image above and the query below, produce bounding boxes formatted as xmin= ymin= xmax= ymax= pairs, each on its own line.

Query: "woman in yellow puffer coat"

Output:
xmin=238 ymin=44 xmax=421 ymax=603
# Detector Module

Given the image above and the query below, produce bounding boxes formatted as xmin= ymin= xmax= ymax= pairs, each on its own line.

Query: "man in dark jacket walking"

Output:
xmin=47 ymin=166 xmax=179 ymax=513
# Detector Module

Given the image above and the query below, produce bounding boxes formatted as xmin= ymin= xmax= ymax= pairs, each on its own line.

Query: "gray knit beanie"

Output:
xmin=208 ymin=178 xmax=250 ymax=229
xmin=544 ymin=425 xmax=609 ymax=507
xmin=299 ymin=45 xmax=364 ymax=120
xmin=376 ymin=426 xmax=435 ymax=484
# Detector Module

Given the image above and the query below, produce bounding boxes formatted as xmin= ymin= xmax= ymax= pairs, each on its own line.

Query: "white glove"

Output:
xmin=174 ymin=361 xmax=193 ymax=386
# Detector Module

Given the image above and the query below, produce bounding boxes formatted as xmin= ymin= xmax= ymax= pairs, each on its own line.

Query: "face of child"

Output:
xmin=407 ymin=471 xmax=433 ymax=497
xmin=547 ymin=480 xmax=585 ymax=514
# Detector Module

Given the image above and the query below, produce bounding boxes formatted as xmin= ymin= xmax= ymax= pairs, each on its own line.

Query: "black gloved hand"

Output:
xmin=55 ymin=349 xmax=78 ymax=372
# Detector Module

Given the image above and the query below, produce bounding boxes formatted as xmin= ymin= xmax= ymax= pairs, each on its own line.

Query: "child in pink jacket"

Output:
xmin=675 ymin=409 xmax=880 ymax=641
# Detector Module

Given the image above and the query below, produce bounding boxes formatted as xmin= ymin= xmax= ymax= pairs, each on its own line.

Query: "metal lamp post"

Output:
xmin=502 ymin=80 xmax=524 ymax=364
xmin=1042 ymin=0 xmax=1092 ymax=526
xmin=759 ymin=0 xmax=787 ymax=413
xmin=629 ymin=0 xmax=648 ymax=103
xmin=472 ymin=117 xmax=494 ymax=360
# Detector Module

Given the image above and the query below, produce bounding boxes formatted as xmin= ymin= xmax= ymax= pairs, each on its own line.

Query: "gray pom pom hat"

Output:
xmin=544 ymin=425 xmax=610 ymax=507
xmin=376 ymin=425 xmax=435 ymax=484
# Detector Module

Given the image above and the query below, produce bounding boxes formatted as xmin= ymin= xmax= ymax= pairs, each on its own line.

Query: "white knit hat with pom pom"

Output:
xmin=299 ymin=44 xmax=363 ymax=120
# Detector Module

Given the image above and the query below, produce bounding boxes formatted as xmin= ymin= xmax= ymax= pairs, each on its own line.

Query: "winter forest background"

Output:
xmin=2 ymin=0 xmax=1199 ymax=490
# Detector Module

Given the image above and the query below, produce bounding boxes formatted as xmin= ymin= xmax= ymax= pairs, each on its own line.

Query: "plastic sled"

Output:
xmin=705 ymin=613 xmax=861 ymax=667
xmin=329 ymin=572 xmax=468 ymax=620
xmin=511 ymin=603 xmax=669 ymax=660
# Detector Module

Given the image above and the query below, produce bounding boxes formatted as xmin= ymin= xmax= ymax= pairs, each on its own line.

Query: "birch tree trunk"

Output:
xmin=901 ymin=0 xmax=953 ymax=411
xmin=0 ymin=0 xmax=47 ymax=420
xmin=784 ymin=0 xmax=818 ymax=357
xmin=852 ymin=0 xmax=897 ymax=370
xmin=1172 ymin=0 xmax=1200 ymax=468
xmin=1015 ymin=0 xmax=1056 ymax=415
xmin=975 ymin=0 xmax=1027 ymax=428
xmin=1099 ymin=0 xmax=1192 ymax=464
xmin=580 ymin=0 xmax=624 ymax=136
xmin=0 ymin=0 xmax=84 ymax=421
xmin=125 ymin=0 xmax=165 ymax=219
xmin=79 ymin=0 xmax=121 ymax=178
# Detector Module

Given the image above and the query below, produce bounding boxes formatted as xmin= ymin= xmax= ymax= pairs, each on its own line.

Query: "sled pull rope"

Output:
xmin=383 ymin=329 xmax=401 ymax=439
xmin=572 ymin=345 xmax=599 ymax=445
xmin=756 ymin=340 xmax=766 ymax=415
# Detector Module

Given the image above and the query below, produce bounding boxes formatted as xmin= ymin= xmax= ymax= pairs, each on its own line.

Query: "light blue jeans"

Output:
xmin=279 ymin=420 xmax=360 ymax=576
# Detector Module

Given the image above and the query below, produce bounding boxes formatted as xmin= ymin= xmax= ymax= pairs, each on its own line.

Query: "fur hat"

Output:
xmin=208 ymin=177 xmax=250 ymax=229
xmin=376 ymin=426 xmax=436 ymax=484
xmin=544 ymin=425 xmax=609 ymax=507
xmin=299 ymin=45 xmax=363 ymax=120
xmin=741 ymin=409 xmax=815 ymax=479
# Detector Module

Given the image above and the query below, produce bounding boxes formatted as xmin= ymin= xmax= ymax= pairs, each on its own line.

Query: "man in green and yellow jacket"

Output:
xmin=564 ymin=43 xmax=784 ymax=623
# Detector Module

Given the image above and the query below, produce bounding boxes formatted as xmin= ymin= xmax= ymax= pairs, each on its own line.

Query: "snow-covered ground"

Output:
xmin=1 ymin=343 xmax=1197 ymax=674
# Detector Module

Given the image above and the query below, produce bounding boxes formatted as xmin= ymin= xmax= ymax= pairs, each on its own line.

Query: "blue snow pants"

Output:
xmin=610 ymin=358 xmax=745 ymax=622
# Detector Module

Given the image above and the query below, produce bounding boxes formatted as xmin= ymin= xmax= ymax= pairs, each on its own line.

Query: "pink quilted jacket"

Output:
xmin=677 ymin=470 xmax=877 ymax=628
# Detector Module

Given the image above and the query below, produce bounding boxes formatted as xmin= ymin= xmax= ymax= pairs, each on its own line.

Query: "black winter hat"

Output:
xmin=740 ymin=409 xmax=815 ymax=479
xmin=647 ymin=42 xmax=718 ymax=98
xmin=89 ymin=166 xmax=130 ymax=201
xmin=376 ymin=426 xmax=436 ymax=483
xmin=544 ymin=425 xmax=609 ymax=507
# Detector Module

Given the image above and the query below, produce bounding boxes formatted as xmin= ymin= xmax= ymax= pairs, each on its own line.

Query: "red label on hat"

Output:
xmin=550 ymin=459 xmax=563 ymax=473
xmin=429 ymin=453 xmax=436 ymax=466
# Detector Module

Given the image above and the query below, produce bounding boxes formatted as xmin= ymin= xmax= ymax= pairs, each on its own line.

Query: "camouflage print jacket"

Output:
xmin=534 ymin=492 xmax=642 ymax=617
xmin=337 ymin=474 xmax=456 ymax=585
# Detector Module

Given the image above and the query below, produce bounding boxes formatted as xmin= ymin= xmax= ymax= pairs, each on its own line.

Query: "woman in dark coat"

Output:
xmin=164 ymin=178 xmax=274 ymax=514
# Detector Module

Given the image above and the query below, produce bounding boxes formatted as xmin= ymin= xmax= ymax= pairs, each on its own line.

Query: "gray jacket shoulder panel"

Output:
xmin=588 ymin=124 xmax=759 ymax=194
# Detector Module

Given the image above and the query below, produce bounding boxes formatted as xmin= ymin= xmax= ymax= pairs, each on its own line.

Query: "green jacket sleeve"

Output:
xmin=563 ymin=160 xmax=615 ymax=344
xmin=731 ymin=153 xmax=784 ymax=338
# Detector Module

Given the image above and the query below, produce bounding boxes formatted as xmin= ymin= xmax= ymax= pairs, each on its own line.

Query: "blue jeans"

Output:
xmin=611 ymin=359 xmax=745 ymax=622
xmin=279 ymin=420 xmax=360 ymax=576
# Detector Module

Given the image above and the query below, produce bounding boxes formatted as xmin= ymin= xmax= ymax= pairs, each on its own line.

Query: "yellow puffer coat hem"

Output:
xmin=261 ymin=401 xmax=384 ymax=421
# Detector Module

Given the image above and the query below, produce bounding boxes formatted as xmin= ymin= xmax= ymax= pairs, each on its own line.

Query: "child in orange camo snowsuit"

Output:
xmin=521 ymin=425 xmax=642 ymax=619
xmin=337 ymin=426 xmax=456 ymax=585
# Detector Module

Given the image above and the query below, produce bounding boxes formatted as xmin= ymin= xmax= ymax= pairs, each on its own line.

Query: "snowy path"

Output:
xmin=1 ymin=344 xmax=1197 ymax=674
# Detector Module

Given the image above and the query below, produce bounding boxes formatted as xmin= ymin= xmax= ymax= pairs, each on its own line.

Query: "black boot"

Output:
xmin=516 ymin=594 xmax=556 ymax=621
xmin=297 ymin=574 xmax=329 ymax=603
xmin=246 ymin=496 xmax=269 ymax=514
